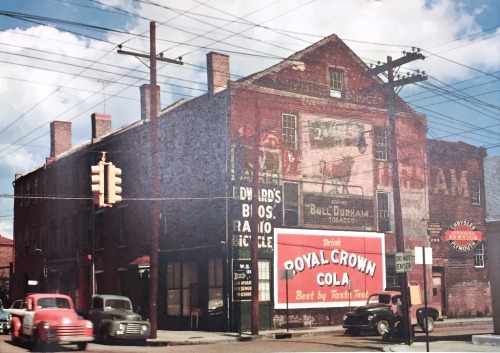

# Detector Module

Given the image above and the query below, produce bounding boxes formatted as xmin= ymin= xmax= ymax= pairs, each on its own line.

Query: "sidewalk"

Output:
xmin=147 ymin=317 xmax=498 ymax=351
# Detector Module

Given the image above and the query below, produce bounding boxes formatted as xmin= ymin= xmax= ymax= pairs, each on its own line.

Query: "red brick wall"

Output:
xmin=427 ymin=140 xmax=490 ymax=315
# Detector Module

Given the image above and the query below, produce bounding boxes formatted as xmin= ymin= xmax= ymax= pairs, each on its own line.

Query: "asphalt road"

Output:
xmin=0 ymin=321 xmax=493 ymax=353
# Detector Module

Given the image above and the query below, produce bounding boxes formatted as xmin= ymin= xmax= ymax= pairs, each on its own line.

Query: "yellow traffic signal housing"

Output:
xmin=91 ymin=162 xmax=104 ymax=207
xmin=107 ymin=163 xmax=122 ymax=204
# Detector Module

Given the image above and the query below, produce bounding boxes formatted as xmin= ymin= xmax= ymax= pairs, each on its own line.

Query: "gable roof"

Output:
xmin=0 ymin=236 xmax=13 ymax=246
xmin=240 ymin=34 xmax=384 ymax=86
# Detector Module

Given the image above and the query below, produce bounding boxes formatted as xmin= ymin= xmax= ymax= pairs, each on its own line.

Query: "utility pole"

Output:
xmin=118 ymin=21 xmax=182 ymax=339
xmin=251 ymin=98 xmax=261 ymax=336
xmin=364 ymin=49 xmax=427 ymax=346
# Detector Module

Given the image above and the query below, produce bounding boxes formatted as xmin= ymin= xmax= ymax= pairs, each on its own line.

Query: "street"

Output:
xmin=0 ymin=321 xmax=493 ymax=353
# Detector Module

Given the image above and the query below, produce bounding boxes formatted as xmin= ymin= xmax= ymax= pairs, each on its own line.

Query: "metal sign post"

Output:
xmin=280 ymin=269 xmax=294 ymax=332
xmin=415 ymin=247 xmax=432 ymax=352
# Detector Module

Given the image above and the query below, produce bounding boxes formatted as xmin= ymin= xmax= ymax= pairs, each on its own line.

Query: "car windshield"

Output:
xmin=37 ymin=298 xmax=71 ymax=309
xmin=367 ymin=294 xmax=391 ymax=304
xmin=104 ymin=299 xmax=132 ymax=310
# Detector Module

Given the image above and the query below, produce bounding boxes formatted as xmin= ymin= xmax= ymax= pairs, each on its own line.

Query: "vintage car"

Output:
xmin=343 ymin=285 xmax=440 ymax=336
xmin=0 ymin=305 xmax=11 ymax=334
xmin=88 ymin=294 xmax=150 ymax=342
xmin=10 ymin=293 xmax=94 ymax=351
xmin=4 ymin=299 xmax=26 ymax=317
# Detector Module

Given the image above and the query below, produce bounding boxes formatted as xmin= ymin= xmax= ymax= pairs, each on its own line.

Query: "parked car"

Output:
xmin=88 ymin=294 xmax=150 ymax=343
xmin=10 ymin=293 xmax=94 ymax=351
xmin=4 ymin=299 xmax=26 ymax=317
xmin=343 ymin=284 xmax=440 ymax=336
xmin=0 ymin=305 xmax=11 ymax=334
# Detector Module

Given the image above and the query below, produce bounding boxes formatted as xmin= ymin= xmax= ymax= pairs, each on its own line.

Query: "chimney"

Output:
xmin=50 ymin=121 xmax=71 ymax=158
xmin=207 ymin=52 xmax=229 ymax=95
xmin=91 ymin=113 xmax=112 ymax=139
xmin=140 ymin=84 xmax=161 ymax=120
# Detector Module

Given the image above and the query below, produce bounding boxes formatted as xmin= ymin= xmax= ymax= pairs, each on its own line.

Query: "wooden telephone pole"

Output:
xmin=118 ymin=21 xmax=182 ymax=338
xmin=364 ymin=49 xmax=427 ymax=346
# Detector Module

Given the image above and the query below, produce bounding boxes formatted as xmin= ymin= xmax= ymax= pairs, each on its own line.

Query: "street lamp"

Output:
xmin=357 ymin=130 xmax=372 ymax=154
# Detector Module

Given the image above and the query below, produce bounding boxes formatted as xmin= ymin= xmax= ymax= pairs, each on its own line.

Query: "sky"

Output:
xmin=0 ymin=0 xmax=499 ymax=239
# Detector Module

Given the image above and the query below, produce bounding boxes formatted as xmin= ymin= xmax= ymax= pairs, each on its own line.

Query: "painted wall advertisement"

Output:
xmin=274 ymin=229 xmax=385 ymax=309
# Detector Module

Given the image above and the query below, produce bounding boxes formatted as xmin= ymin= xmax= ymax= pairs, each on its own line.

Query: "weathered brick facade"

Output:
xmin=12 ymin=35 xmax=490 ymax=332
xmin=427 ymin=140 xmax=489 ymax=316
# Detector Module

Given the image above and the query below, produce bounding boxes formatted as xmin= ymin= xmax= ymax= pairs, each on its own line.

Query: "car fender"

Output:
xmin=11 ymin=316 xmax=21 ymax=337
xmin=416 ymin=306 xmax=439 ymax=321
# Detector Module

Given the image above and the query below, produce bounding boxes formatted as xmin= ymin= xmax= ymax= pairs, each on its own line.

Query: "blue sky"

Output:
xmin=0 ymin=0 xmax=499 ymax=238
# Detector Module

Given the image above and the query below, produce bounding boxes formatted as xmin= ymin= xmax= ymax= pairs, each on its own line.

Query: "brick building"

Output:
xmin=485 ymin=155 xmax=500 ymax=333
xmin=0 ymin=235 xmax=13 ymax=304
xmin=427 ymin=140 xmax=490 ymax=317
xmin=12 ymin=34 xmax=490 ymax=331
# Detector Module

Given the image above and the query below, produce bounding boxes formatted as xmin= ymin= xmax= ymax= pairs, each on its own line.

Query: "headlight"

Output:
xmin=343 ymin=314 xmax=347 ymax=321
xmin=86 ymin=321 xmax=93 ymax=328
xmin=119 ymin=323 xmax=125 ymax=330
xmin=42 ymin=322 xmax=50 ymax=330
xmin=141 ymin=324 xmax=148 ymax=331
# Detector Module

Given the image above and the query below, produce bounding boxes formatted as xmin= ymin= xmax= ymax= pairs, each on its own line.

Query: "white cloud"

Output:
xmin=0 ymin=0 xmax=498 ymax=237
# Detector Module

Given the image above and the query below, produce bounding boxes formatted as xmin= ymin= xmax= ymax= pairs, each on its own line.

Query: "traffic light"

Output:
xmin=91 ymin=161 xmax=104 ymax=207
xmin=107 ymin=162 xmax=122 ymax=204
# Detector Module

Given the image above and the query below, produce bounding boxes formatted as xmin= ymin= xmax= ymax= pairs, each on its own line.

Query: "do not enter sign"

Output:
xmin=395 ymin=251 xmax=412 ymax=273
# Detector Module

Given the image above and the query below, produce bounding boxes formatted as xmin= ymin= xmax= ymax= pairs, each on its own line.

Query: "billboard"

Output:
xmin=274 ymin=228 xmax=385 ymax=309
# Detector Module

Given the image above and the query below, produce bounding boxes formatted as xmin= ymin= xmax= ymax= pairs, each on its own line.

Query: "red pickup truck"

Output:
xmin=10 ymin=293 xmax=94 ymax=351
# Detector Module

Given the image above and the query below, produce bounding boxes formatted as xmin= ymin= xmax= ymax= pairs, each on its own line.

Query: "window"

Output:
xmin=377 ymin=191 xmax=391 ymax=232
xmin=167 ymin=262 xmax=181 ymax=316
xmin=208 ymin=258 xmax=223 ymax=310
xmin=259 ymin=260 xmax=271 ymax=302
xmin=474 ymin=244 xmax=484 ymax=268
xmin=283 ymin=182 xmax=299 ymax=226
xmin=329 ymin=68 xmax=344 ymax=98
xmin=471 ymin=180 xmax=481 ymax=205
xmin=282 ymin=114 xmax=297 ymax=150
xmin=33 ymin=179 xmax=38 ymax=204
xmin=26 ymin=181 xmax=30 ymax=206
xmin=374 ymin=126 xmax=388 ymax=161
xmin=119 ymin=205 xmax=128 ymax=247
xmin=385 ymin=255 xmax=399 ymax=287
xmin=166 ymin=261 xmax=198 ymax=316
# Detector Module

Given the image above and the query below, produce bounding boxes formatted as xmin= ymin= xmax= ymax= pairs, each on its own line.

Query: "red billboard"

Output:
xmin=274 ymin=228 xmax=385 ymax=309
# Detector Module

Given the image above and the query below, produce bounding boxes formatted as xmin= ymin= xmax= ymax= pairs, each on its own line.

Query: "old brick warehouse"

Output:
xmin=11 ymin=34 xmax=490 ymax=332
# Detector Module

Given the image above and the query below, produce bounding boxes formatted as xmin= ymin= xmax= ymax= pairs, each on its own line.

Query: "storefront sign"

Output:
xmin=303 ymin=193 xmax=374 ymax=229
xmin=274 ymin=229 xmax=385 ymax=309
xmin=444 ymin=220 xmax=482 ymax=252
xmin=232 ymin=259 xmax=252 ymax=301
xmin=231 ymin=184 xmax=282 ymax=251
xmin=427 ymin=222 xmax=442 ymax=243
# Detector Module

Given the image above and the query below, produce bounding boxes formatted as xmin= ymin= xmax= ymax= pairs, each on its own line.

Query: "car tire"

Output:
xmin=10 ymin=329 xmax=19 ymax=344
xmin=420 ymin=316 xmax=435 ymax=333
xmin=347 ymin=328 xmax=361 ymax=336
xmin=99 ymin=327 xmax=111 ymax=344
xmin=32 ymin=331 xmax=46 ymax=352
xmin=375 ymin=319 xmax=390 ymax=336
xmin=77 ymin=342 xmax=88 ymax=350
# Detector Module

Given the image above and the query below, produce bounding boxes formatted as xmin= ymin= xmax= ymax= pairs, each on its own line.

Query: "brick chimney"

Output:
xmin=140 ymin=84 xmax=161 ymax=120
xmin=50 ymin=121 xmax=71 ymax=158
xmin=207 ymin=52 xmax=229 ymax=95
xmin=91 ymin=113 xmax=112 ymax=139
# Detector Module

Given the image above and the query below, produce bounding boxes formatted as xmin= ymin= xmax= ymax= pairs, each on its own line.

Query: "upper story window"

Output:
xmin=474 ymin=243 xmax=484 ymax=268
xmin=377 ymin=191 xmax=391 ymax=232
xmin=329 ymin=68 xmax=344 ymax=98
xmin=282 ymin=113 xmax=297 ymax=150
xmin=283 ymin=182 xmax=299 ymax=227
xmin=374 ymin=126 xmax=388 ymax=161
xmin=471 ymin=180 xmax=481 ymax=205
